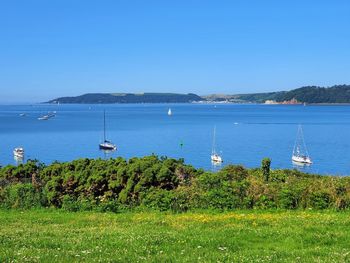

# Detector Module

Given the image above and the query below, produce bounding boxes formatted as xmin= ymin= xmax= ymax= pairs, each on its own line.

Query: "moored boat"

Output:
xmin=99 ymin=110 xmax=117 ymax=151
xmin=13 ymin=147 xmax=24 ymax=158
xmin=211 ymin=153 xmax=223 ymax=163
xmin=211 ymin=126 xmax=223 ymax=164
xmin=292 ymin=125 xmax=312 ymax=165
xmin=38 ymin=112 xmax=55 ymax=120
xmin=99 ymin=140 xmax=117 ymax=151
xmin=292 ymin=155 xmax=312 ymax=164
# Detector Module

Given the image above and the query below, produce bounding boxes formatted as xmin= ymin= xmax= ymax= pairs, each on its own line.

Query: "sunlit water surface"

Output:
xmin=1 ymin=103 xmax=350 ymax=175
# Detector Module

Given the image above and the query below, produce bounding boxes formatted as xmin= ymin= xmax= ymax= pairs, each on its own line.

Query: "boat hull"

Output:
xmin=13 ymin=153 xmax=24 ymax=158
xmin=211 ymin=154 xmax=223 ymax=163
xmin=292 ymin=155 xmax=312 ymax=164
xmin=13 ymin=148 xmax=24 ymax=158
xmin=99 ymin=143 xmax=117 ymax=151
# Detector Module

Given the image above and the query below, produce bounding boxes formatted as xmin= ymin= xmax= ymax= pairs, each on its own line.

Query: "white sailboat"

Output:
xmin=211 ymin=126 xmax=223 ymax=164
xmin=168 ymin=108 xmax=172 ymax=116
xmin=13 ymin=147 xmax=25 ymax=159
xmin=292 ymin=125 xmax=312 ymax=164
xmin=99 ymin=111 xmax=117 ymax=151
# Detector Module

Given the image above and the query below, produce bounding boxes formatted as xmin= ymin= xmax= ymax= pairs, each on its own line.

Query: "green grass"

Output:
xmin=1 ymin=210 xmax=350 ymax=262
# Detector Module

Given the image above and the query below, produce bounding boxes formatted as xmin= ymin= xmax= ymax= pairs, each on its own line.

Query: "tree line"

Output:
xmin=275 ymin=85 xmax=350 ymax=103
xmin=48 ymin=93 xmax=202 ymax=104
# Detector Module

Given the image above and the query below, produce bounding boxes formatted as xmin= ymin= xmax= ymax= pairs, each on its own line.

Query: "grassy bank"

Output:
xmin=1 ymin=210 xmax=350 ymax=262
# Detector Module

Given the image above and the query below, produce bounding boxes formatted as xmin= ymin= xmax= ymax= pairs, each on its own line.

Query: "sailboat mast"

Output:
xmin=300 ymin=125 xmax=310 ymax=157
xmin=293 ymin=124 xmax=310 ymax=158
xmin=293 ymin=125 xmax=300 ymax=155
xmin=212 ymin=126 xmax=216 ymax=154
xmin=103 ymin=110 xmax=106 ymax=142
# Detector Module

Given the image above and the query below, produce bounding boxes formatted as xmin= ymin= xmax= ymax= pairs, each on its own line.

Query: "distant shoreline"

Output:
xmin=42 ymin=101 xmax=350 ymax=106
xmin=46 ymin=85 xmax=350 ymax=104
xmin=2 ymin=102 xmax=350 ymax=106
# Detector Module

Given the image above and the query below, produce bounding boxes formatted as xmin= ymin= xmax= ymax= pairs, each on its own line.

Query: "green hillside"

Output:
xmin=208 ymin=85 xmax=350 ymax=103
xmin=48 ymin=93 xmax=203 ymax=104
xmin=48 ymin=85 xmax=350 ymax=104
xmin=274 ymin=85 xmax=350 ymax=103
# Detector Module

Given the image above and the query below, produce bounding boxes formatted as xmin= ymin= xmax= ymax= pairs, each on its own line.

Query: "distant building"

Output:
xmin=265 ymin=98 xmax=301 ymax=105
xmin=264 ymin=100 xmax=278 ymax=104
xmin=281 ymin=98 xmax=300 ymax=105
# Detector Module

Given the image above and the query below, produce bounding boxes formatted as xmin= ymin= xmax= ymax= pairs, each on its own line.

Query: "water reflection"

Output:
xmin=101 ymin=149 xmax=116 ymax=159
xmin=292 ymin=160 xmax=313 ymax=173
xmin=211 ymin=161 xmax=223 ymax=172
xmin=14 ymin=156 xmax=25 ymax=165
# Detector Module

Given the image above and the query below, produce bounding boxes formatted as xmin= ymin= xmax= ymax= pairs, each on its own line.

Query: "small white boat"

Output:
xmin=211 ymin=153 xmax=223 ymax=163
xmin=292 ymin=155 xmax=312 ymax=164
xmin=292 ymin=125 xmax=312 ymax=165
xmin=99 ymin=111 xmax=117 ymax=151
xmin=38 ymin=112 xmax=55 ymax=121
xmin=19 ymin=113 xmax=26 ymax=117
xmin=38 ymin=115 xmax=50 ymax=120
xmin=168 ymin=108 xmax=172 ymax=116
xmin=99 ymin=140 xmax=117 ymax=151
xmin=13 ymin=147 xmax=24 ymax=158
xmin=211 ymin=126 xmax=223 ymax=164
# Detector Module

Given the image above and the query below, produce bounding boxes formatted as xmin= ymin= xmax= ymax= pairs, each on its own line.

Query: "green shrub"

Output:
xmin=262 ymin=158 xmax=271 ymax=182
xmin=200 ymin=187 xmax=240 ymax=210
xmin=96 ymin=200 xmax=119 ymax=213
xmin=310 ymin=191 xmax=332 ymax=209
xmin=279 ymin=189 xmax=299 ymax=209
xmin=61 ymin=195 xmax=80 ymax=212
xmin=255 ymin=195 xmax=276 ymax=209
xmin=171 ymin=187 xmax=191 ymax=212
xmin=142 ymin=189 xmax=174 ymax=211
xmin=1 ymin=183 xmax=45 ymax=209
xmin=1 ymin=155 xmax=350 ymax=212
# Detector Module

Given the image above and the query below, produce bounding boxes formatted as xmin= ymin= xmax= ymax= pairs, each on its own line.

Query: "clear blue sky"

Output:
xmin=1 ymin=0 xmax=350 ymax=102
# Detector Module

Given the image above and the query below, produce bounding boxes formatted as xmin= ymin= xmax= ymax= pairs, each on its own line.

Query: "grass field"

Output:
xmin=1 ymin=210 xmax=350 ymax=262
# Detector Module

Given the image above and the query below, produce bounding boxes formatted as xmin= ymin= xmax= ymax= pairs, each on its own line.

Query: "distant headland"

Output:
xmin=48 ymin=93 xmax=203 ymax=104
xmin=47 ymin=85 xmax=350 ymax=104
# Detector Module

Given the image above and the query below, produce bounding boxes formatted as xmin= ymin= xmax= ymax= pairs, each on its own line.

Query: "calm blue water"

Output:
xmin=1 ymin=103 xmax=350 ymax=175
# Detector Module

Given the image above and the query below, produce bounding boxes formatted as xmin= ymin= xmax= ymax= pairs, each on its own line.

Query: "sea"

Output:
xmin=0 ymin=103 xmax=350 ymax=175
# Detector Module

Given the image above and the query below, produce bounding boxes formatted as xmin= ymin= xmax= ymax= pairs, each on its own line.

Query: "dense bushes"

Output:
xmin=1 ymin=156 xmax=350 ymax=212
xmin=0 ymin=183 xmax=45 ymax=209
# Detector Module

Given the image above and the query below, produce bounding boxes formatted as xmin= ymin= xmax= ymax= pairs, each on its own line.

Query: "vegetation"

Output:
xmin=48 ymin=85 xmax=350 ymax=104
xmin=207 ymin=85 xmax=350 ymax=103
xmin=261 ymin=158 xmax=271 ymax=182
xmin=2 ymin=157 xmax=350 ymax=261
xmin=1 ymin=209 xmax=350 ymax=262
xmin=48 ymin=93 xmax=203 ymax=104
xmin=232 ymin=91 xmax=285 ymax=103
xmin=274 ymin=85 xmax=350 ymax=103
xmin=1 ymin=156 xmax=350 ymax=212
